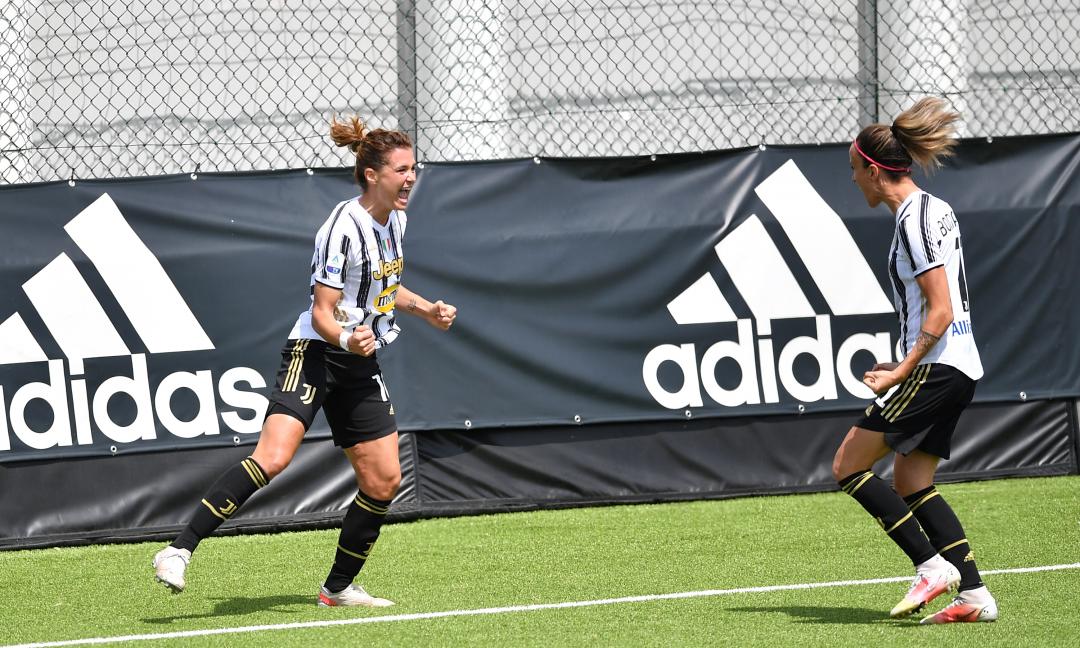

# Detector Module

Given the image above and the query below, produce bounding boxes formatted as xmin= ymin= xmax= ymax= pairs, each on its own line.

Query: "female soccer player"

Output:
xmin=832 ymin=97 xmax=997 ymax=624
xmin=153 ymin=116 xmax=457 ymax=607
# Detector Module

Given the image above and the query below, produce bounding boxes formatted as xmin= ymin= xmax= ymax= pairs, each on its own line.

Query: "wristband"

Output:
xmin=338 ymin=330 xmax=351 ymax=352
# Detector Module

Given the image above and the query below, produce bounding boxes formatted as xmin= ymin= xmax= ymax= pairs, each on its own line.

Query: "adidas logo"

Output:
xmin=644 ymin=161 xmax=898 ymax=409
xmin=0 ymin=194 xmax=267 ymax=454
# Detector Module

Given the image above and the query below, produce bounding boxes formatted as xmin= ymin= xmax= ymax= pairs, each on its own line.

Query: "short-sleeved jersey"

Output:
xmin=888 ymin=191 xmax=983 ymax=380
xmin=289 ymin=198 xmax=407 ymax=349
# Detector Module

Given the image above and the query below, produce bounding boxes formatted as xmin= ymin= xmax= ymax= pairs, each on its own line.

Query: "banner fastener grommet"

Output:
xmin=533 ymin=157 xmax=541 ymax=165
xmin=797 ymin=404 xmax=806 ymax=414
xmin=233 ymin=436 xmax=241 ymax=445
xmin=109 ymin=445 xmax=118 ymax=455
xmin=573 ymin=414 xmax=581 ymax=424
xmin=684 ymin=410 xmax=692 ymax=419
xmin=190 ymin=163 xmax=200 ymax=181
xmin=464 ymin=419 xmax=472 ymax=429
xmin=1019 ymin=391 xmax=1027 ymax=401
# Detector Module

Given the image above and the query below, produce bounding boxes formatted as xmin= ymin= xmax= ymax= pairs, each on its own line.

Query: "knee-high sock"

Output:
xmin=172 ymin=457 xmax=269 ymax=552
xmin=323 ymin=490 xmax=392 ymax=593
xmin=838 ymin=470 xmax=936 ymax=566
xmin=905 ymin=485 xmax=983 ymax=591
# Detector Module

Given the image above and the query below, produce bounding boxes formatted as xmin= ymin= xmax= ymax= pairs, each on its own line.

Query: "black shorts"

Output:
xmin=266 ymin=338 xmax=397 ymax=448
xmin=855 ymin=363 xmax=976 ymax=459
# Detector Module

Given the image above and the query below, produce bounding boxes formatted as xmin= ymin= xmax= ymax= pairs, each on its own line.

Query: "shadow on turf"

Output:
xmin=143 ymin=594 xmax=314 ymax=624
xmin=727 ymin=605 xmax=913 ymax=625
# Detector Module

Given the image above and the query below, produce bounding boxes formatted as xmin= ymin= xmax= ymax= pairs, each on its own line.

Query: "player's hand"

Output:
xmin=863 ymin=368 xmax=903 ymax=395
xmin=429 ymin=300 xmax=457 ymax=331
xmin=349 ymin=325 xmax=376 ymax=356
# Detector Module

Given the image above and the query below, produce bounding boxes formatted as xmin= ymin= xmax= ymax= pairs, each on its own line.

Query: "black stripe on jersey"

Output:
xmin=387 ymin=219 xmax=402 ymax=260
xmin=356 ymin=224 xmax=371 ymax=311
xmin=375 ymin=229 xmax=389 ymax=293
xmin=897 ymin=216 xmax=915 ymax=267
xmin=339 ymin=236 xmax=350 ymax=285
xmin=320 ymin=202 xmax=348 ymax=280
xmin=919 ymin=194 xmax=934 ymax=263
xmin=889 ymin=245 xmax=909 ymax=356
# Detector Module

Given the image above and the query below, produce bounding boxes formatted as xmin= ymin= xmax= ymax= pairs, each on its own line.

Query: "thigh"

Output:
xmin=251 ymin=413 xmax=306 ymax=478
xmin=833 ymin=426 xmax=892 ymax=480
xmin=343 ymin=432 xmax=401 ymax=498
xmin=893 ymin=449 xmax=941 ymax=497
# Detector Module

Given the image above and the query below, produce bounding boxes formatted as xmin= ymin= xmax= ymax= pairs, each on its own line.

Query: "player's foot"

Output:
xmin=890 ymin=556 xmax=960 ymax=618
xmin=152 ymin=546 xmax=191 ymax=593
xmin=921 ymin=586 xmax=998 ymax=624
xmin=318 ymin=584 xmax=394 ymax=608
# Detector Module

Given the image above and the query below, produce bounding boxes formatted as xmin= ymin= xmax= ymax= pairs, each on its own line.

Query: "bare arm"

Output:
xmin=396 ymin=284 xmax=457 ymax=330
xmin=863 ymin=266 xmax=953 ymax=393
xmin=312 ymin=283 xmax=375 ymax=355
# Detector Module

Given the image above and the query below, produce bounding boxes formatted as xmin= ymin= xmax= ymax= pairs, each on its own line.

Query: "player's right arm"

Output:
xmin=312 ymin=283 xmax=375 ymax=356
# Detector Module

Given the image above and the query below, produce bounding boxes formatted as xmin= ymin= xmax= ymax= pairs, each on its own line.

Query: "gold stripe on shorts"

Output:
xmin=283 ymin=339 xmax=308 ymax=392
xmin=883 ymin=364 xmax=931 ymax=422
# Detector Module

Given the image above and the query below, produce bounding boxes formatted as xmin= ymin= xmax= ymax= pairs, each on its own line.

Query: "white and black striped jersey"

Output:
xmin=289 ymin=197 xmax=407 ymax=349
xmin=888 ymin=191 xmax=983 ymax=380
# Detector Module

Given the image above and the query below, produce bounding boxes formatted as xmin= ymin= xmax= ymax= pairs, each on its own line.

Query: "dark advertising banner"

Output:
xmin=2 ymin=134 xmax=1079 ymax=547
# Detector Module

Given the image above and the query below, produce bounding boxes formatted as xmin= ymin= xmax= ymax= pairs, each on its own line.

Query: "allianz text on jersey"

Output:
xmin=644 ymin=161 xmax=898 ymax=410
xmin=0 ymin=195 xmax=267 ymax=456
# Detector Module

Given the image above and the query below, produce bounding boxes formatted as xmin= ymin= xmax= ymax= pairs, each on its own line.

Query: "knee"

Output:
xmin=361 ymin=471 xmax=401 ymax=502
xmin=252 ymin=452 xmax=291 ymax=480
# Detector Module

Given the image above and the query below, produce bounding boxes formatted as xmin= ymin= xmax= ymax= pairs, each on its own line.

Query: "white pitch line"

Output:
xmin=7 ymin=562 xmax=1080 ymax=648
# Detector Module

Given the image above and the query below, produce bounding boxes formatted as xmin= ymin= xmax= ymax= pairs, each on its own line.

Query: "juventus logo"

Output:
xmin=300 ymin=383 xmax=316 ymax=404
xmin=219 ymin=499 xmax=237 ymax=517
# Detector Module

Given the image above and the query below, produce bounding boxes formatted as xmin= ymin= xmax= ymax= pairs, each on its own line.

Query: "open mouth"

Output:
xmin=397 ymin=188 xmax=411 ymax=201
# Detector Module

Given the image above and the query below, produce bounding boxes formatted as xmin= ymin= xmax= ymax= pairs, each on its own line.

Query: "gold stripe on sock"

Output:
xmin=241 ymin=459 xmax=267 ymax=488
xmin=940 ymin=538 xmax=969 ymax=553
xmin=353 ymin=494 xmax=389 ymax=515
xmin=337 ymin=543 xmax=370 ymax=560
xmin=908 ymin=489 xmax=940 ymax=512
xmin=844 ymin=471 xmax=875 ymax=496
xmin=885 ymin=511 xmax=914 ymax=535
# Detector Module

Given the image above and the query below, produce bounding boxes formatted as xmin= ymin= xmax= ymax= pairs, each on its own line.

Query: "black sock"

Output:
xmin=904 ymin=485 xmax=983 ymax=591
xmin=838 ymin=470 xmax=936 ymax=566
xmin=323 ymin=490 xmax=392 ymax=593
xmin=173 ymin=457 xmax=269 ymax=552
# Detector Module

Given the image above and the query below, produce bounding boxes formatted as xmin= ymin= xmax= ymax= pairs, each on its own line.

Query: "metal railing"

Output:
xmin=2 ymin=0 xmax=1077 ymax=184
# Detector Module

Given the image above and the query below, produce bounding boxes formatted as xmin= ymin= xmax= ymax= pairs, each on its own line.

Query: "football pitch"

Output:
xmin=1 ymin=475 xmax=1077 ymax=647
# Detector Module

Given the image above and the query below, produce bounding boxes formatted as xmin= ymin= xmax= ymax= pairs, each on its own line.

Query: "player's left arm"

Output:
xmin=863 ymin=267 xmax=953 ymax=393
xmin=397 ymin=284 xmax=457 ymax=330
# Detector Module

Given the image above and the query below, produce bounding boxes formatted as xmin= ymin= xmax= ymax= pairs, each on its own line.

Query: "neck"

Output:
xmin=359 ymin=193 xmax=391 ymax=225
xmin=881 ymin=177 xmax=921 ymax=214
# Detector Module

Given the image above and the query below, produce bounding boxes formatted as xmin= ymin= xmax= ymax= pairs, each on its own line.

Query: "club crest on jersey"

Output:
xmin=373 ymin=257 xmax=404 ymax=281
xmin=326 ymin=253 xmax=345 ymax=275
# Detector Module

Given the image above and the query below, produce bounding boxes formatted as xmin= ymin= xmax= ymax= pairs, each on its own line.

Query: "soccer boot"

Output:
xmin=152 ymin=546 xmax=192 ymax=593
xmin=890 ymin=558 xmax=960 ymax=618
xmin=317 ymin=584 xmax=394 ymax=608
xmin=921 ymin=587 xmax=998 ymax=624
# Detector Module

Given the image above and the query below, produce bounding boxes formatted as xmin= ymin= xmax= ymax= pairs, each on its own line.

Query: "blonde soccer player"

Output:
xmin=832 ymin=97 xmax=997 ymax=624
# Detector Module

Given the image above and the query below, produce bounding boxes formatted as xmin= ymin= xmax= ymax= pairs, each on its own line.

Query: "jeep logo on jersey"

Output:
xmin=372 ymin=257 xmax=404 ymax=281
xmin=643 ymin=161 xmax=898 ymax=410
xmin=0 ymin=194 xmax=268 ymax=456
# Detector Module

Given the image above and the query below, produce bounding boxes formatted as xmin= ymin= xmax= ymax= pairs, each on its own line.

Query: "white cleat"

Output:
xmin=890 ymin=558 xmax=960 ymax=618
xmin=152 ymin=546 xmax=191 ymax=593
xmin=317 ymin=584 xmax=394 ymax=608
xmin=921 ymin=586 xmax=999 ymax=624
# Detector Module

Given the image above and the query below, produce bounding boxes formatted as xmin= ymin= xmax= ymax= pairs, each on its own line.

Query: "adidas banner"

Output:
xmin=1 ymin=134 xmax=1079 ymax=464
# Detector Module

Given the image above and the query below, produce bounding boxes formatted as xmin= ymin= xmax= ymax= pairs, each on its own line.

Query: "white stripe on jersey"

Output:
xmin=289 ymin=198 xmax=407 ymax=348
xmin=888 ymin=191 xmax=983 ymax=380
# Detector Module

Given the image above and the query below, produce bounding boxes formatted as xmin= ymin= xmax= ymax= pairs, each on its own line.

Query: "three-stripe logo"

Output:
xmin=644 ymin=161 xmax=898 ymax=410
xmin=0 ymin=194 xmax=267 ymax=457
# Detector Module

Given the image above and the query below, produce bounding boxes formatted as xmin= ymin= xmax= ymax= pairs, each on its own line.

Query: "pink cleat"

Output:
xmin=921 ymin=587 xmax=998 ymax=624
xmin=890 ymin=559 xmax=960 ymax=619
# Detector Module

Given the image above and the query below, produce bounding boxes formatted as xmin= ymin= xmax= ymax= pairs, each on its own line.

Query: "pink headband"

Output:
xmin=853 ymin=139 xmax=910 ymax=173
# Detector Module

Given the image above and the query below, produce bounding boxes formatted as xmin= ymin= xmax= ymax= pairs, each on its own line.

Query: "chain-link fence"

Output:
xmin=2 ymin=0 xmax=1078 ymax=184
